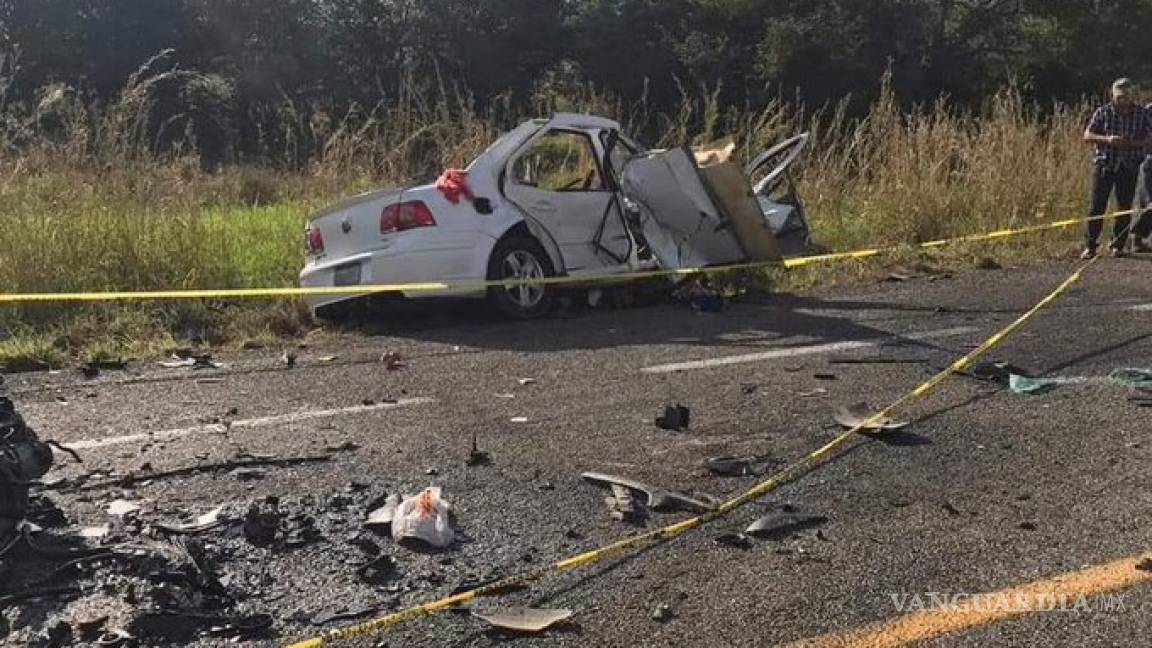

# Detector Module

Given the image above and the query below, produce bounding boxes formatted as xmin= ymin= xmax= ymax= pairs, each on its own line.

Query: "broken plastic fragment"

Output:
xmin=1009 ymin=374 xmax=1059 ymax=395
xmin=105 ymin=500 xmax=141 ymax=516
xmin=832 ymin=403 xmax=910 ymax=432
xmin=471 ymin=607 xmax=573 ymax=633
xmin=1109 ymin=368 xmax=1152 ymax=385
xmin=154 ymin=505 xmax=225 ymax=534
xmin=745 ymin=512 xmax=828 ymax=539
xmin=518 ymin=378 xmax=537 ymax=386
xmin=365 ymin=494 xmax=401 ymax=530
xmin=581 ymin=472 xmax=714 ymax=513
xmin=81 ymin=523 xmax=111 ymax=539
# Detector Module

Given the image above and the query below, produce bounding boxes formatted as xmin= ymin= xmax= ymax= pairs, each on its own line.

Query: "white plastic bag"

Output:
xmin=391 ymin=487 xmax=453 ymax=548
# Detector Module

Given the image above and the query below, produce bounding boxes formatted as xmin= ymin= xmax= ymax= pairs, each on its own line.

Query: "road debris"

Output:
xmin=703 ymin=455 xmax=770 ymax=477
xmin=392 ymin=487 xmax=454 ymax=549
xmin=814 ymin=372 xmax=838 ymax=381
xmin=510 ymin=417 xmax=529 ymax=424
xmin=604 ymin=483 xmax=647 ymax=524
xmin=159 ymin=353 xmax=224 ymax=370
xmin=1009 ymin=374 xmax=1059 ymax=395
xmin=651 ymin=603 xmax=674 ymax=622
xmin=466 ymin=432 xmax=491 ymax=467
xmin=581 ymin=472 xmax=715 ymax=513
xmin=713 ymin=533 xmax=754 ymax=549
xmin=153 ymin=505 xmax=227 ymax=535
xmin=833 ymin=403 xmax=910 ymax=432
xmin=365 ymin=494 xmax=402 ymax=531
xmin=1109 ymin=368 xmax=1152 ymax=385
xmin=518 ymin=378 xmax=537 ymax=386
xmin=655 ymin=404 xmax=691 ymax=431
xmin=243 ymin=496 xmax=281 ymax=545
xmin=381 ymin=351 xmax=406 ymax=371
xmin=745 ymin=512 xmax=828 ymax=539
xmin=1136 ymin=558 xmax=1152 ymax=573
xmin=472 ymin=607 xmax=574 ymax=633
xmin=104 ymin=500 xmax=141 ymax=517
xmin=281 ymin=349 xmax=298 ymax=368
xmin=1 ymin=395 xmax=55 ymax=540
xmin=956 ymin=361 xmax=1033 ymax=384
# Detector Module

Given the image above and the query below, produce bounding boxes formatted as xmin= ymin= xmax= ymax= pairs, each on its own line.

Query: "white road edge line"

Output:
xmin=1131 ymin=304 xmax=1152 ymax=312
xmin=640 ymin=326 xmax=980 ymax=374
xmin=63 ymin=397 xmax=435 ymax=451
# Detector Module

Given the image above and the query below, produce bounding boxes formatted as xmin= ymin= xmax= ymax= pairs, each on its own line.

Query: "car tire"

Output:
xmin=487 ymin=236 xmax=556 ymax=319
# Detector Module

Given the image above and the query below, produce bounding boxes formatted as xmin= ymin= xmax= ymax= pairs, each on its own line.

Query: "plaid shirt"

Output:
xmin=1087 ymin=103 xmax=1152 ymax=169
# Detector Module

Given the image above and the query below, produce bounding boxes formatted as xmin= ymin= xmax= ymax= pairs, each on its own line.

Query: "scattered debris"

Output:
xmin=154 ymin=505 xmax=227 ymax=535
xmin=392 ymin=487 xmax=454 ymax=549
xmin=105 ymin=500 xmax=141 ymax=517
xmin=1009 ymin=374 xmax=1059 ymax=396
xmin=745 ymin=512 xmax=828 ymax=540
xmin=814 ymin=373 xmax=838 ymax=381
xmin=0 ymin=395 xmax=55 ymax=540
xmin=1109 ymin=368 xmax=1152 ymax=385
xmin=381 ymin=352 xmax=406 ymax=371
xmin=832 ymin=403 xmax=910 ymax=432
xmin=651 ymin=603 xmax=674 ymax=622
xmin=655 ymin=404 xmax=691 ymax=431
xmin=318 ymin=355 xmax=338 ymax=363
xmin=957 ymin=361 xmax=1033 ymax=384
xmin=703 ymin=455 xmax=769 ymax=477
xmin=243 ymin=497 xmax=281 ymax=545
xmin=365 ymin=494 xmax=402 ymax=531
xmin=604 ymin=483 xmax=647 ymax=524
xmin=310 ymin=606 xmax=381 ymax=627
xmin=159 ymin=353 xmax=224 ymax=370
xmin=510 ymin=417 xmax=529 ymax=424
xmin=356 ymin=555 xmax=397 ymax=584
xmin=466 ymin=432 xmax=491 ymax=467
xmin=1136 ymin=558 xmax=1152 ymax=573
xmin=713 ymin=533 xmax=754 ymax=549
xmin=80 ymin=524 xmax=111 ymax=539
xmin=582 ymin=473 xmax=715 ymax=513
xmin=799 ymin=388 xmax=828 ymax=398
xmin=518 ymin=378 xmax=537 ymax=386
xmin=281 ymin=349 xmax=298 ymax=368
xmin=472 ymin=607 xmax=574 ymax=633
xmin=884 ymin=272 xmax=916 ymax=282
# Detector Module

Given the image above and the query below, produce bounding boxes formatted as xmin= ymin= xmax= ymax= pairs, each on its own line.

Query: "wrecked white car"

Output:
xmin=300 ymin=113 xmax=812 ymax=318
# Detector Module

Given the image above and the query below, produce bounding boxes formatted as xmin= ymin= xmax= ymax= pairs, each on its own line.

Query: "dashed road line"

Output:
xmin=62 ymin=398 xmax=435 ymax=451
xmin=640 ymin=326 xmax=979 ymax=374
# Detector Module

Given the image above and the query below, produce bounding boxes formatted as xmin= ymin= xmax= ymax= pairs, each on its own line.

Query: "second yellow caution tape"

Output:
xmin=0 ymin=210 xmax=1132 ymax=304
xmin=281 ymin=224 xmax=1108 ymax=648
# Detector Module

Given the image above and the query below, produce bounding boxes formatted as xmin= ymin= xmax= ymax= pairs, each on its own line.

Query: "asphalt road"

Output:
xmin=3 ymin=257 xmax=1151 ymax=647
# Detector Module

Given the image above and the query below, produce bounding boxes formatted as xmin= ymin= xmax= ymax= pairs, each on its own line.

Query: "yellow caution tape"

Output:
xmin=0 ymin=210 xmax=1133 ymax=305
xmin=281 ymin=230 xmax=1108 ymax=648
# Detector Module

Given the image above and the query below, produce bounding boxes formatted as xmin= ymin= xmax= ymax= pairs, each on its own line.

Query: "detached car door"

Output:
xmin=504 ymin=129 xmax=626 ymax=273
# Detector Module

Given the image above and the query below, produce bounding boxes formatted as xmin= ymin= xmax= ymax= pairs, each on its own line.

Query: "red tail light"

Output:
xmin=305 ymin=225 xmax=325 ymax=255
xmin=381 ymin=201 xmax=436 ymax=234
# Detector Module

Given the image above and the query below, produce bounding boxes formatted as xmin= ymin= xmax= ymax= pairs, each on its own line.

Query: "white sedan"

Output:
xmin=300 ymin=113 xmax=812 ymax=318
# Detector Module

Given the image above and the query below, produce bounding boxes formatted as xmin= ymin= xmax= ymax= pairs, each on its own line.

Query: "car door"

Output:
xmin=504 ymin=129 xmax=626 ymax=273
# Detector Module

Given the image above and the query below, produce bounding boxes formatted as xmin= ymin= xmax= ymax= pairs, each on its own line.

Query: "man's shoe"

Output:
xmin=1110 ymin=246 xmax=1129 ymax=258
xmin=1133 ymin=238 xmax=1152 ymax=253
xmin=1080 ymin=247 xmax=1098 ymax=260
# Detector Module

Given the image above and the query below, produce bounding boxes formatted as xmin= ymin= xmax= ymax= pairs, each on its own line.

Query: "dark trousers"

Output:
xmin=1087 ymin=163 xmax=1140 ymax=249
xmin=1138 ymin=157 xmax=1152 ymax=240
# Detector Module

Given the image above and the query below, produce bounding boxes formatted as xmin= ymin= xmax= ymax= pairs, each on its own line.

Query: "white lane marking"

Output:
xmin=64 ymin=398 xmax=434 ymax=451
xmin=640 ymin=327 xmax=979 ymax=374
xmin=1132 ymin=304 xmax=1152 ymax=312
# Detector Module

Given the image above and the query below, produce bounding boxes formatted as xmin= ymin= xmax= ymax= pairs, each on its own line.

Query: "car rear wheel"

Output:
xmin=487 ymin=237 xmax=555 ymax=319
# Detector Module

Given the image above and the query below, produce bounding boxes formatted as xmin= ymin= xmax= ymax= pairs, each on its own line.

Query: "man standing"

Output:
xmin=1082 ymin=78 xmax=1152 ymax=258
xmin=1137 ymin=105 xmax=1152 ymax=247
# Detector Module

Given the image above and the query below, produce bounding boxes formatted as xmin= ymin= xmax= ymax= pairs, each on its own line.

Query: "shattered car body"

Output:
xmin=300 ymin=113 xmax=813 ymax=318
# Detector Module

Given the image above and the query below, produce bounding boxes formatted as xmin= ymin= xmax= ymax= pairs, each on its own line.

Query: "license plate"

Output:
xmin=333 ymin=263 xmax=362 ymax=286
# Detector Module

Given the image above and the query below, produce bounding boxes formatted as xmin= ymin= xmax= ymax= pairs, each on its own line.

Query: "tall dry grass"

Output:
xmin=0 ymin=55 xmax=1102 ymax=367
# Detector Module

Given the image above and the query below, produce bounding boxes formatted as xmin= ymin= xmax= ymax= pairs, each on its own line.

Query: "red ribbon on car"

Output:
xmin=435 ymin=169 xmax=475 ymax=205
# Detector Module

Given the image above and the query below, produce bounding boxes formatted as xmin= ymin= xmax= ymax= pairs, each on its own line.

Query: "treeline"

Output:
xmin=1 ymin=0 xmax=1149 ymax=165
